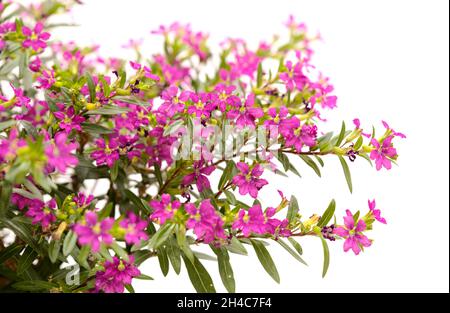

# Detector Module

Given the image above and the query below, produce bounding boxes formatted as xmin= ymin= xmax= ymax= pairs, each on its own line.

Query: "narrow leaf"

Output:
xmin=250 ymin=239 xmax=280 ymax=283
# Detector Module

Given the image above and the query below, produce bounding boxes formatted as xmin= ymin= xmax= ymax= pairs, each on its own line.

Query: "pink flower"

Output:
xmin=91 ymin=137 xmax=120 ymax=168
xmin=263 ymin=207 xmax=291 ymax=237
xmin=227 ymin=93 xmax=263 ymax=128
xmin=37 ymin=69 xmax=55 ymax=89
xmin=73 ymin=211 xmax=114 ymax=252
xmin=282 ymin=118 xmax=318 ymax=151
xmin=368 ymin=199 xmax=386 ymax=224
xmin=280 ymin=59 xmax=308 ymax=92
xmin=119 ymin=212 xmax=148 ymax=245
xmin=129 ymin=61 xmax=160 ymax=81
xmin=159 ymin=85 xmax=189 ymax=117
xmin=25 ymin=199 xmax=57 ymax=228
xmin=370 ymin=136 xmax=397 ymax=171
xmin=181 ymin=160 xmax=215 ymax=192
xmin=185 ymin=200 xmax=226 ymax=243
xmin=53 ymin=105 xmax=85 ymax=133
xmin=94 ymin=256 xmax=141 ymax=293
xmin=232 ymin=205 xmax=266 ymax=237
xmin=29 ymin=57 xmax=42 ymax=72
xmin=73 ymin=193 xmax=94 ymax=208
xmin=333 ymin=210 xmax=372 ymax=255
xmin=186 ymin=92 xmax=217 ymax=118
xmin=150 ymin=194 xmax=181 ymax=224
xmin=22 ymin=22 xmax=51 ymax=52
xmin=45 ymin=132 xmax=79 ymax=173
xmin=0 ymin=128 xmax=26 ymax=162
xmin=232 ymin=162 xmax=268 ymax=199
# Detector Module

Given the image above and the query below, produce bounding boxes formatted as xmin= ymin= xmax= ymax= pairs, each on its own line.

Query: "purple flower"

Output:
xmin=29 ymin=56 xmax=42 ymax=72
xmin=22 ymin=22 xmax=50 ymax=52
xmin=232 ymin=162 xmax=268 ymax=199
xmin=36 ymin=69 xmax=55 ymax=89
xmin=181 ymin=160 xmax=215 ymax=192
xmin=232 ymin=205 xmax=266 ymax=237
xmin=368 ymin=199 xmax=386 ymax=224
xmin=25 ymin=199 xmax=57 ymax=228
xmin=185 ymin=200 xmax=226 ymax=243
xmin=227 ymin=93 xmax=263 ymax=129
xmin=159 ymin=85 xmax=189 ymax=117
xmin=73 ymin=193 xmax=94 ymax=208
xmin=94 ymin=256 xmax=141 ymax=293
xmin=282 ymin=118 xmax=317 ymax=151
xmin=119 ymin=212 xmax=149 ymax=245
xmin=45 ymin=132 xmax=79 ymax=173
xmin=370 ymin=136 xmax=397 ymax=171
xmin=263 ymin=207 xmax=291 ymax=238
xmin=91 ymin=137 xmax=120 ymax=168
xmin=73 ymin=212 xmax=114 ymax=252
xmin=53 ymin=105 xmax=85 ymax=133
xmin=150 ymin=194 xmax=181 ymax=224
xmin=333 ymin=210 xmax=372 ymax=255
xmin=0 ymin=128 xmax=26 ymax=162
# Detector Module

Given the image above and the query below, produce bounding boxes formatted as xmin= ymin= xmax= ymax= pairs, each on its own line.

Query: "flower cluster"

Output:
xmin=0 ymin=1 xmax=404 ymax=294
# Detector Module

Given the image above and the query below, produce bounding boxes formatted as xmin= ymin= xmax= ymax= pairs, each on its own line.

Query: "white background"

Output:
xmin=19 ymin=0 xmax=450 ymax=292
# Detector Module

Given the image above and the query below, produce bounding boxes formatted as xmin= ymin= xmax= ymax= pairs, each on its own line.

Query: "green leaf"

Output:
xmin=12 ymin=280 xmax=57 ymax=292
xmin=250 ymin=239 xmax=280 ymax=283
xmin=182 ymin=254 xmax=216 ymax=293
xmin=125 ymin=284 xmax=135 ymax=293
xmin=0 ymin=120 xmax=16 ymax=131
xmin=277 ymin=153 xmax=301 ymax=177
xmin=218 ymin=161 xmax=236 ymax=190
xmin=0 ymin=180 xmax=13 ymax=216
xmin=125 ymin=190 xmax=151 ymax=214
xmin=256 ymin=62 xmax=263 ymax=87
xmin=276 ymin=239 xmax=308 ymax=266
xmin=148 ymin=224 xmax=176 ymax=250
xmin=299 ymin=155 xmax=321 ymax=177
xmin=154 ymin=163 xmax=163 ymax=187
xmin=163 ymin=120 xmax=184 ymax=136
xmin=338 ymin=156 xmax=353 ymax=193
xmin=17 ymin=246 xmax=37 ymax=275
xmin=224 ymin=190 xmax=237 ymax=205
xmin=111 ymin=242 xmax=129 ymax=261
xmin=86 ymin=74 xmax=96 ymax=102
xmin=81 ymin=123 xmax=113 ymax=135
xmin=211 ymin=246 xmax=236 ymax=293
xmin=76 ymin=245 xmax=91 ymax=269
xmin=86 ymin=105 xmax=130 ymax=115
xmin=286 ymin=195 xmax=299 ymax=223
xmin=48 ymin=239 xmax=61 ymax=264
xmin=63 ymin=231 xmax=77 ymax=256
xmin=353 ymin=136 xmax=363 ymax=151
xmin=226 ymin=237 xmax=248 ymax=255
xmin=110 ymin=161 xmax=119 ymax=182
xmin=166 ymin=237 xmax=182 ymax=275
xmin=320 ymin=236 xmax=330 ymax=278
xmin=317 ymin=199 xmax=336 ymax=228
xmin=136 ymin=274 xmax=154 ymax=280
xmin=335 ymin=121 xmax=346 ymax=147
xmin=0 ymin=244 xmax=23 ymax=264
xmin=288 ymin=238 xmax=303 ymax=255
xmin=0 ymin=217 xmax=43 ymax=255
xmin=157 ymin=245 xmax=170 ymax=277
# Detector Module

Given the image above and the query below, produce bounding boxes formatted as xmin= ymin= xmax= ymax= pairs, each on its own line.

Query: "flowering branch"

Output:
xmin=0 ymin=0 xmax=404 ymax=293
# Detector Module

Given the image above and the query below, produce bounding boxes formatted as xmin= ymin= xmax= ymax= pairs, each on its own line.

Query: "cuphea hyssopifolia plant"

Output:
xmin=0 ymin=1 xmax=405 ymax=293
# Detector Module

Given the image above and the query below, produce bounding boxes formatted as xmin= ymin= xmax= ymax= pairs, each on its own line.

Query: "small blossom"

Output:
xmin=232 ymin=205 xmax=266 ymax=237
xmin=25 ymin=199 xmax=57 ymax=228
xmin=94 ymin=256 xmax=141 ymax=293
xmin=181 ymin=160 xmax=215 ymax=192
xmin=150 ymin=194 xmax=180 ymax=224
xmin=185 ymin=200 xmax=226 ymax=243
xmin=22 ymin=22 xmax=51 ymax=52
xmin=73 ymin=211 xmax=114 ymax=252
xmin=370 ymin=136 xmax=397 ymax=171
xmin=36 ymin=69 xmax=55 ymax=89
xmin=232 ymin=162 xmax=268 ymax=199
xmin=45 ymin=132 xmax=79 ymax=173
xmin=91 ymin=137 xmax=120 ymax=167
xmin=368 ymin=199 xmax=386 ymax=224
xmin=119 ymin=212 xmax=148 ymax=245
xmin=333 ymin=210 xmax=372 ymax=255
xmin=53 ymin=105 xmax=85 ymax=133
